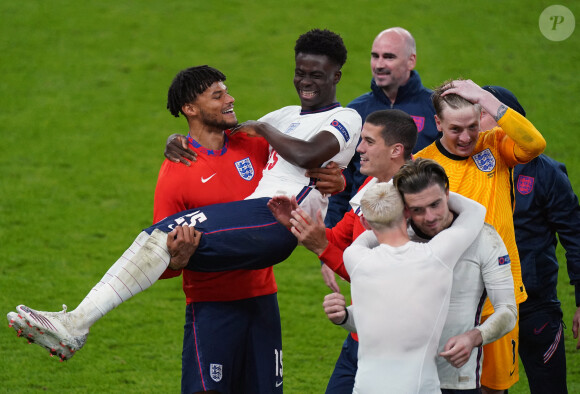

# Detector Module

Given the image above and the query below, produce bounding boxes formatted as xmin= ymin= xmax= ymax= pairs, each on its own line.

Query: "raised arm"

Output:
xmin=497 ymin=109 xmax=546 ymax=162
xmin=443 ymin=79 xmax=545 ymax=162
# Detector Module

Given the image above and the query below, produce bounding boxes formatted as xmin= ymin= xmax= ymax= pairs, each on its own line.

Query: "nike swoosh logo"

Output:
xmin=510 ymin=369 xmax=515 ymax=376
xmin=534 ymin=322 xmax=549 ymax=335
xmin=275 ymin=381 xmax=283 ymax=387
xmin=201 ymin=174 xmax=217 ymax=183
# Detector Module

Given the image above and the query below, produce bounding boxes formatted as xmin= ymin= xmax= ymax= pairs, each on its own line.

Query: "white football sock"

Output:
xmin=72 ymin=229 xmax=171 ymax=330
xmin=87 ymin=231 xmax=151 ymax=292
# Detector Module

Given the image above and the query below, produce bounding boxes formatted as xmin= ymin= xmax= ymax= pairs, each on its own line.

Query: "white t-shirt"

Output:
xmin=342 ymin=223 xmax=516 ymax=391
xmin=344 ymin=193 xmax=485 ymax=394
xmin=409 ymin=223 xmax=516 ymax=390
xmin=247 ymin=104 xmax=361 ymax=216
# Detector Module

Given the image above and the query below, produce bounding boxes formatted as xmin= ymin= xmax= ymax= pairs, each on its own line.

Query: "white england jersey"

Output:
xmin=247 ymin=104 xmax=361 ymax=215
xmin=409 ymin=223 xmax=515 ymax=390
xmin=344 ymin=193 xmax=485 ymax=394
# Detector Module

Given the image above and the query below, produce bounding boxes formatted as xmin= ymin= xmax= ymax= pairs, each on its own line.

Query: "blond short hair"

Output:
xmin=432 ymin=79 xmax=482 ymax=119
xmin=360 ymin=182 xmax=405 ymax=231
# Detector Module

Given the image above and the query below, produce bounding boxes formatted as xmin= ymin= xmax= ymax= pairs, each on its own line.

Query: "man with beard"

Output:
xmin=323 ymin=158 xmax=518 ymax=393
xmin=8 ymin=28 xmax=361 ymax=394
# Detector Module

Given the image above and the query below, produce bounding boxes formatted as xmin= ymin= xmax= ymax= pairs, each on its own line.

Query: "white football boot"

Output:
xmin=7 ymin=304 xmax=88 ymax=361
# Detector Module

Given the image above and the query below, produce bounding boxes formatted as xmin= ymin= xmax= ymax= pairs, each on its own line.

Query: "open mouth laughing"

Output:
xmin=299 ymin=89 xmax=318 ymax=99
xmin=222 ymin=107 xmax=235 ymax=115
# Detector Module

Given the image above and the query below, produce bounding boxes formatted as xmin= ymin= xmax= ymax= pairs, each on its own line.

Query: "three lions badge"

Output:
xmin=472 ymin=149 xmax=496 ymax=172
xmin=235 ymin=157 xmax=255 ymax=181
xmin=210 ymin=363 xmax=223 ymax=382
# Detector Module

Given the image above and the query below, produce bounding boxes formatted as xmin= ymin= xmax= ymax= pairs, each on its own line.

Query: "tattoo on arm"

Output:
xmin=494 ymin=104 xmax=508 ymax=122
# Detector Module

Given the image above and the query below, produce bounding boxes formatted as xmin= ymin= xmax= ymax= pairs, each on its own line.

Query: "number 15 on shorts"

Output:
xmin=274 ymin=348 xmax=283 ymax=378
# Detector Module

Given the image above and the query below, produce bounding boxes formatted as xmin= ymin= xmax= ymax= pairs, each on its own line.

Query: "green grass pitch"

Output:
xmin=1 ymin=1 xmax=578 ymax=392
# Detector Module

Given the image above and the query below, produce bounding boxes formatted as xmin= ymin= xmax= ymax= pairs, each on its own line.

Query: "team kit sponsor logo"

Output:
xmin=201 ymin=173 xmax=216 ymax=183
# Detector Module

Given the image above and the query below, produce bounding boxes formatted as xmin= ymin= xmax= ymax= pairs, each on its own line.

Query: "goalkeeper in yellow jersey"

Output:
xmin=415 ymin=79 xmax=546 ymax=394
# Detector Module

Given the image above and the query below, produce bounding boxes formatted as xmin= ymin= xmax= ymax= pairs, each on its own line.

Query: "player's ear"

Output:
xmin=434 ymin=115 xmax=442 ymax=132
xmin=182 ymin=103 xmax=198 ymax=117
xmin=360 ymin=215 xmax=372 ymax=230
xmin=392 ymin=143 xmax=404 ymax=159
xmin=407 ymin=53 xmax=417 ymax=70
xmin=334 ymin=69 xmax=342 ymax=84
xmin=403 ymin=206 xmax=411 ymax=219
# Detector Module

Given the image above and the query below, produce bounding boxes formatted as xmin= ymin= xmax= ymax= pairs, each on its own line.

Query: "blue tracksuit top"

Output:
xmin=325 ymin=70 xmax=439 ymax=226
xmin=347 ymin=70 xmax=438 ymax=151
xmin=513 ymin=154 xmax=580 ymax=315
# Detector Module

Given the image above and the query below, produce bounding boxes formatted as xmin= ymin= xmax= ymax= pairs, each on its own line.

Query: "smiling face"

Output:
xmin=357 ymin=122 xmax=401 ymax=182
xmin=294 ymin=53 xmax=340 ymax=111
xmin=403 ymin=183 xmax=452 ymax=238
xmin=436 ymin=104 xmax=481 ymax=157
xmin=189 ymin=81 xmax=237 ymax=129
xmin=370 ymin=30 xmax=416 ymax=95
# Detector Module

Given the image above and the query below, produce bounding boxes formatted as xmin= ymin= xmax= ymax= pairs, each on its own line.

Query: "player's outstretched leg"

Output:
xmin=7 ymin=305 xmax=88 ymax=361
xmin=6 ymin=229 xmax=171 ymax=360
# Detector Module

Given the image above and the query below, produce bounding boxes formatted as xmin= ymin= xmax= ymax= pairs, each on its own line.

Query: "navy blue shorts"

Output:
xmin=145 ymin=197 xmax=298 ymax=272
xmin=181 ymin=294 xmax=283 ymax=394
xmin=441 ymin=388 xmax=481 ymax=393
xmin=325 ymin=334 xmax=358 ymax=394
xmin=519 ymin=307 xmax=568 ymax=394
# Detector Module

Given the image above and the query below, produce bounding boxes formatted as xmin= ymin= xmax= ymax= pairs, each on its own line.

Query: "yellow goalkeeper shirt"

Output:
xmin=416 ymin=108 xmax=545 ymax=315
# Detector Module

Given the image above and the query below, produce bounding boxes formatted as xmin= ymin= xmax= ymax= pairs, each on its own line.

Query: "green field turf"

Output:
xmin=1 ymin=1 xmax=578 ymax=392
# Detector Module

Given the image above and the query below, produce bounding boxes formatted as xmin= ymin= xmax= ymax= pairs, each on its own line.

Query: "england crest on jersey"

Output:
xmin=285 ymin=122 xmax=300 ymax=134
xmin=235 ymin=157 xmax=255 ymax=180
xmin=410 ymin=115 xmax=425 ymax=132
xmin=517 ymin=175 xmax=534 ymax=195
xmin=210 ymin=363 xmax=223 ymax=382
xmin=472 ymin=149 xmax=496 ymax=172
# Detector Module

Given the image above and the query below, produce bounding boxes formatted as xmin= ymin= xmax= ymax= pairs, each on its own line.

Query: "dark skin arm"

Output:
xmin=307 ymin=161 xmax=345 ymax=195
xmin=164 ymin=133 xmax=345 ymax=194
xmin=233 ymin=121 xmax=341 ymax=169
xmin=165 ymin=134 xmax=197 ymax=165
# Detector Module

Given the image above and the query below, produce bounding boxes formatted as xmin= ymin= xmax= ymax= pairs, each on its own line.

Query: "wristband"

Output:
xmin=336 ymin=307 xmax=349 ymax=325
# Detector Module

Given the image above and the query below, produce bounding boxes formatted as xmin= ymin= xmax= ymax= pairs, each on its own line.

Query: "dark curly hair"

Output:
xmin=294 ymin=29 xmax=347 ymax=68
xmin=167 ymin=65 xmax=226 ymax=118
